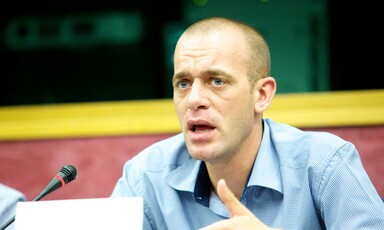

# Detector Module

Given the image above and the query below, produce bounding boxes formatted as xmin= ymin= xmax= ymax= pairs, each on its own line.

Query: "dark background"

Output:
xmin=0 ymin=1 xmax=382 ymax=106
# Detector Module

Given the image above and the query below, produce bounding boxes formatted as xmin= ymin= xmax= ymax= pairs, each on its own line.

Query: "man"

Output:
xmin=0 ymin=183 xmax=26 ymax=230
xmin=111 ymin=17 xmax=384 ymax=229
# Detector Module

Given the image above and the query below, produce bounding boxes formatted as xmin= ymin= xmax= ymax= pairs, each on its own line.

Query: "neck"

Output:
xmin=207 ymin=162 xmax=253 ymax=199
xmin=207 ymin=132 xmax=262 ymax=199
xmin=207 ymin=119 xmax=264 ymax=199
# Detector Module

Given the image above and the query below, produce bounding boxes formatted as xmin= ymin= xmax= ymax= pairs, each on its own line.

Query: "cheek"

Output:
xmin=174 ymin=100 xmax=187 ymax=123
xmin=223 ymin=96 xmax=255 ymax=123
xmin=226 ymin=93 xmax=254 ymax=112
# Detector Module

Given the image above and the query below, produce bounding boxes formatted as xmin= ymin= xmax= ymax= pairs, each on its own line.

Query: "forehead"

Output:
xmin=173 ymin=29 xmax=248 ymax=72
xmin=175 ymin=29 xmax=246 ymax=54
xmin=172 ymin=31 xmax=251 ymax=87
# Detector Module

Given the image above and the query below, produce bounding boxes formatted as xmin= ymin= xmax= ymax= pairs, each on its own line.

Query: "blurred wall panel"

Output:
xmin=0 ymin=0 xmax=182 ymax=105
xmin=0 ymin=134 xmax=173 ymax=200
xmin=0 ymin=127 xmax=383 ymax=201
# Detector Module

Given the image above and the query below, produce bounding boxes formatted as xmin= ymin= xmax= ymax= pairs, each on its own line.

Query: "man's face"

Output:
xmin=172 ymin=29 xmax=259 ymax=164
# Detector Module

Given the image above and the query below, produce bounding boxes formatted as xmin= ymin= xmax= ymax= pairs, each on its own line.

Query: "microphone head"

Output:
xmin=33 ymin=164 xmax=78 ymax=201
xmin=58 ymin=165 xmax=77 ymax=184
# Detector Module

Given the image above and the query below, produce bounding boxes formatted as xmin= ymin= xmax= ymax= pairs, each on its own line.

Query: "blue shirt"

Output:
xmin=111 ymin=118 xmax=384 ymax=229
xmin=0 ymin=183 xmax=26 ymax=230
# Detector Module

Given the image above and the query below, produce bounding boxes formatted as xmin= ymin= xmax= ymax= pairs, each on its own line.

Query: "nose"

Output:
xmin=187 ymin=80 xmax=209 ymax=111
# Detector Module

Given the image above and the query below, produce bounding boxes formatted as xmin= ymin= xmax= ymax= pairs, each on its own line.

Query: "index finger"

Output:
xmin=216 ymin=179 xmax=253 ymax=217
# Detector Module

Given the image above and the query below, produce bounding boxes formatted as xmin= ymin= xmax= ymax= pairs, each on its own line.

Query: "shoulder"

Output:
xmin=0 ymin=183 xmax=25 ymax=202
xmin=265 ymin=118 xmax=349 ymax=144
xmin=0 ymin=183 xmax=26 ymax=220
xmin=122 ymin=133 xmax=189 ymax=176
xmin=264 ymin=118 xmax=357 ymax=167
xmin=112 ymin=133 xmax=191 ymax=197
xmin=132 ymin=133 xmax=188 ymax=165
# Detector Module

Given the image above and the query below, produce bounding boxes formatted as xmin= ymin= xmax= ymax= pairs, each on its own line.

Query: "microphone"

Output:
xmin=0 ymin=165 xmax=77 ymax=230
xmin=33 ymin=164 xmax=77 ymax=201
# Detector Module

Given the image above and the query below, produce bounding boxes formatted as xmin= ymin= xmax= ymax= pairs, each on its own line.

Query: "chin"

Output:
xmin=189 ymin=149 xmax=218 ymax=163
xmin=188 ymin=148 xmax=208 ymax=160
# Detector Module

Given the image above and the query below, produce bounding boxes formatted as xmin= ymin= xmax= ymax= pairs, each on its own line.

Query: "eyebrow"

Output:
xmin=172 ymin=71 xmax=188 ymax=81
xmin=173 ymin=69 xmax=234 ymax=81
xmin=204 ymin=69 xmax=233 ymax=80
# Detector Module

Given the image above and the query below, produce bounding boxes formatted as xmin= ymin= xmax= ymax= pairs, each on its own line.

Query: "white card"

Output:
xmin=14 ymin=197 xmax=143 ymax=230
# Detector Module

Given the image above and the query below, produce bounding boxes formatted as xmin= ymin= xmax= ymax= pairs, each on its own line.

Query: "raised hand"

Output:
xmin=199 ymin=179 xmax=282 ymax=230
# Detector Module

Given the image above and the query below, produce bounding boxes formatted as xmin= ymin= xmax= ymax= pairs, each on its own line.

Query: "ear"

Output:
xmin=254 ymin=76 xmax=276 ymax=113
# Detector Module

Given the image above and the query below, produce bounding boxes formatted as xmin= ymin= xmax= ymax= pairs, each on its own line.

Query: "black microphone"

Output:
xmin=0 ymin=165 xmax=77 ymax=230
xmin=33 ymin=164 xmax=77 ymax=201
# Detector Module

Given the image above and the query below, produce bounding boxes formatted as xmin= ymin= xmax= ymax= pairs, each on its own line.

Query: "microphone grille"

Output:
xmin=60 ymin=165 xmax=77 ymax=183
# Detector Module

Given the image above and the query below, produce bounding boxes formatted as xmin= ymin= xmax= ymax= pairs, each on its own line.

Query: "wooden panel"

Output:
xmin=0 ymin=90 xmax=383 ymax=200
xmin=0 ymin=126 xmax=383 ymax=201
xmin=0 ymin=89 xmax=383 ymax=141
xmin=0 ymin=134 xmax=172 ymax=201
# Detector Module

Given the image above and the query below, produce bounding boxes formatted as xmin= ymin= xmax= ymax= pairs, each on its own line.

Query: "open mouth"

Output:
xmin=191 ymin=125 xmax=214 ymax=133
xmin=187 ymin=120 xmax=215 ymax=133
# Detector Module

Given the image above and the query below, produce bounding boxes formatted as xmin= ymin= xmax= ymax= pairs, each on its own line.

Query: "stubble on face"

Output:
xmin=173 ymin=29 xmax=258 ymax=165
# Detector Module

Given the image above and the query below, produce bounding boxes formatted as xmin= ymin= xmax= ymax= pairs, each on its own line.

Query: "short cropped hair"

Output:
xmin=182 ymin=17 xmax=271 ymax=88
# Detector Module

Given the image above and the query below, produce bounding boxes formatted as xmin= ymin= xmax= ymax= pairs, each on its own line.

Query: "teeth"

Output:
xmin=194 ymin=128 xmax=212 ymax=133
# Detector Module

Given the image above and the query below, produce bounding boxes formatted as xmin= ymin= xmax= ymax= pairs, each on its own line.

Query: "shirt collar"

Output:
xmin=248 ymin=119 xmax=283 ymax=194
xmin=164 ymin=148 xmax=201 ymax=192
xmin=164 ymin=151 xmax=211 ymax=206
xmin=164 ymin=119 xmax=283 ymax=204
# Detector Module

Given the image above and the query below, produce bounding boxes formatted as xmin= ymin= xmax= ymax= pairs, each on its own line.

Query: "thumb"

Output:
xmin=216 ymin=179 xmax=253 ymax=218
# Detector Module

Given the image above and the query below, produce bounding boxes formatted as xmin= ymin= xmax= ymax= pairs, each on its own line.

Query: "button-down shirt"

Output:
xmin=111 ymin=118 xmax=384 ymax=229
xmin=0 ymin=183 xmax=26 ymax=230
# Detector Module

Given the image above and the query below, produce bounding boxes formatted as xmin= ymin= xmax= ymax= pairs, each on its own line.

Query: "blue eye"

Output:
xmin=179 ymin=80 xmax=189 ymax=89
xmin=212 ymin=78 xmax=224 ymax=86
